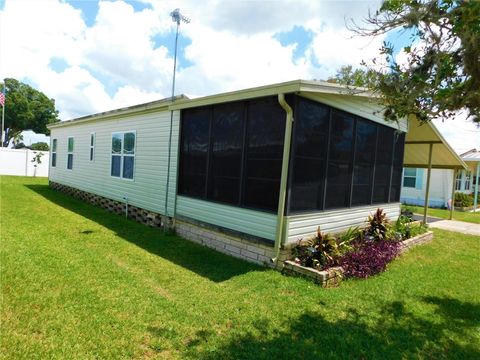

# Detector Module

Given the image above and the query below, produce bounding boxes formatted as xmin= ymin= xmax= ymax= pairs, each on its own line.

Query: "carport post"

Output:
xmin=449 ymin=168 xmax=457 ymax=220
xmin=423 ymin=143 xmax=433 ymax=224
xmin=474 ymin=163 xmax=479 ymax=213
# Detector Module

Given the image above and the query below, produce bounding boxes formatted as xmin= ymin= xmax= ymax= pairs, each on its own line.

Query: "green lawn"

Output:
xmin=403 ymin=204 xmax=480 ymax=224
xmin=1 ymin=176 xmax=479 ymax=359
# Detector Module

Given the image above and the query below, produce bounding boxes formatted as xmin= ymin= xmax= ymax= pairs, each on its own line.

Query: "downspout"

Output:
xmin=474 ymin=163 xmax=479 ymax=213
xmin=271 ymin=93 xmax=294 ymax=264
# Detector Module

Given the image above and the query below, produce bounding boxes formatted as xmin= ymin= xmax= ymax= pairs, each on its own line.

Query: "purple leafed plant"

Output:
xmin=339 ymin=240 xmax=401 ymax=279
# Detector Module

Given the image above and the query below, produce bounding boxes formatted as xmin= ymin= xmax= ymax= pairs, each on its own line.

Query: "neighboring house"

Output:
xmin=401 ymin=149 xmax=479 ymax=209
xmin=47 ymin=80 xmax=464 ymax=266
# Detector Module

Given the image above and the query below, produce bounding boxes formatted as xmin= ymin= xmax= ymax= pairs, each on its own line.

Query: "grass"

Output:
xmin=403 ymin=204 xmax=480 ymax=224
xmin=1 ymin=175 xmax=480 ymax=359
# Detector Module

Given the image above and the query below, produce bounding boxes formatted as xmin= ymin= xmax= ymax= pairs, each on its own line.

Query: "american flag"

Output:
xmin=0 ymin=89 xmax=4 ymax=107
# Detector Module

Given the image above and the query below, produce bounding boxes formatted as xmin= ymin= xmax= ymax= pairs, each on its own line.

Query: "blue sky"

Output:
xmin=0 ymin=0 xmax=478 ymax=150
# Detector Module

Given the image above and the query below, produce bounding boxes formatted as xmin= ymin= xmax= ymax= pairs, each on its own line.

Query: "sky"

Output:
xmin=0 ymin=0 xmax=478 ymax=152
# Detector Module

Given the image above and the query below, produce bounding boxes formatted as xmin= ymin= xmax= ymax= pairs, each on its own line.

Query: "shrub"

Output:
xmin=339 ymin=240 xmax=401 ymax=279
xmin=31 ymin=142 xmax=50 ymax=151
xmin=366 ymin=208 xmax=390 ymax=240
xmin=336 ymin=226 xmax=362 ymax=255
xmin=292 ymin=227 xmax=340 ymax=270
xmin=454 ymin=192 xmax=473 ymax=207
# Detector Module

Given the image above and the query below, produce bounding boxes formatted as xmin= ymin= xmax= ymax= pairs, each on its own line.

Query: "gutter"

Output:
xmin=272 ymin=93 xmax=294 ymax=264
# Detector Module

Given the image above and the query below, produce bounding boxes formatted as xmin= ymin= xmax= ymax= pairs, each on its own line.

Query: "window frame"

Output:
xmin=110 ymin=130 xmax=136 ymax=181
xmin=66 ymin=136 xmax=74 ymax=170
xmin=51 ymin=138 xmax=57 ymax=167
xmin=465 ymin=170 xmax=471 ymax=191
xmin=455 ymin=170 xmax=463 ymax=191
xmin=89 ymin=132 xmax=95 ymax=162
xmin=403 ymin=168 xmax=417 ymax=188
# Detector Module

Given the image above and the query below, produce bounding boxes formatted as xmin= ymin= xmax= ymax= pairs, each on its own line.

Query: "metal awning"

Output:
xmin=404 ymin=116 xmax=468 ymax=170
xmin=404 ymin=116 xmax=469 ymax=223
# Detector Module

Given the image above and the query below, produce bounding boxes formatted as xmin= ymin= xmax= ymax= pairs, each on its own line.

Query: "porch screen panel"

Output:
xmin=179 ymin=108 xmax=210 ymax=198
xmin=244 ymin=97 xmax=285 ymax=211
xmin=373 ymin=127 xmax=394 ymax=203
xmin=209 ymin=103 xmax=244 ymax=205
xmin=290 ymin=98 xmax=329 ymax=212
xmin=351 ymin=119 xmax=377 ymax=205
xmin=325 ymin=110 xmax=354 ymax=209
xmin=389 ymin=132 xmax=406 ymax=202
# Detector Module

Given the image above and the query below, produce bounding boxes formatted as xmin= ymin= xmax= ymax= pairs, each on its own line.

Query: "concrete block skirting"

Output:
xmin=283 ymin=231 xmax=434 ymax=287
xmin=49 ymin=181 xmax=289 ymax=267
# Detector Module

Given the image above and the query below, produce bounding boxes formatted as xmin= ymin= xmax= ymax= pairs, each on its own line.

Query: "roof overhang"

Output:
xmin=48 ymin=95 xmax=188 ymax=130
xmin=169 ymin=79 xmax=373 ymax=111
xmin=404 ymin=116 xmax=467 ymax=170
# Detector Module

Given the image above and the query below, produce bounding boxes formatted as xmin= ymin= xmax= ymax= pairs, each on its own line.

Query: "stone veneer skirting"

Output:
xmin=49 ymin=181 xmax=287 ymax=267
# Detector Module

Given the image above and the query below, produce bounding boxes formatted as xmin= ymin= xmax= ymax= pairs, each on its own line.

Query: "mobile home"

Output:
xmin=48 ymin=80 xmax=409 ymax=265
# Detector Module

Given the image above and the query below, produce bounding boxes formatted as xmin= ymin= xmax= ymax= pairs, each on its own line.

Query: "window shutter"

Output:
xmin=416 ymin=168 xmax=424 ymax=190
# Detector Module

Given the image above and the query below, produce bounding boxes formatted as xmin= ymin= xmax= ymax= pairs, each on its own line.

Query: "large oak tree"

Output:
xmin=1 ymin=78 xmax=59 ymax=145
xmin=345 ymin=0 xmax=479 ymax=125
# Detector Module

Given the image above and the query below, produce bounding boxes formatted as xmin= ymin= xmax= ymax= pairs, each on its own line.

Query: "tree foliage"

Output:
xmin=1 ymin=78 xmax=59 ymax=143
xmin=347 ymin=0 xmax=480 ymax=125
xmin=30 ymin=142 xmax=50 ymax=151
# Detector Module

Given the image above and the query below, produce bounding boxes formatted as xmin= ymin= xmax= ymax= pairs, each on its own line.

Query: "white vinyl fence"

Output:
xmin=0 ymin=148 xmax=50 ymax=177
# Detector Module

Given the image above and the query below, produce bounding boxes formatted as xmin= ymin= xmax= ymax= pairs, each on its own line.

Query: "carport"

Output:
xmin=403 ymin=116 xmax=468 ymax=223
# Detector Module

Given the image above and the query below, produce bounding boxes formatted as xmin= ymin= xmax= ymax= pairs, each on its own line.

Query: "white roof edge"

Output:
xmin=169 ymin=79 xmax=374 ymax=110
xmin=48 ymin=95 xmax=188 ymax=130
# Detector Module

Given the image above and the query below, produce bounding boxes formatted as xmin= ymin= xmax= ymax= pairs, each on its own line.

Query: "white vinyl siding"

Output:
xmin=49 ymin=110 xmax=179 ymax=216
xmin=176 ymin=196 xmax=277 ymax=240
xmin=285 ymin=203 xmax=401 ymax=245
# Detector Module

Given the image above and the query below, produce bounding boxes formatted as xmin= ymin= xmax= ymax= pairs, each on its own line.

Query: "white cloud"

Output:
xmin=433 ymin=113 xmax=480 ymax=154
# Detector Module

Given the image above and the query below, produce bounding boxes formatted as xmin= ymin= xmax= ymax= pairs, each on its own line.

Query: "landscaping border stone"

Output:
xmin=282 ymin=231 xmax=434 ymax=287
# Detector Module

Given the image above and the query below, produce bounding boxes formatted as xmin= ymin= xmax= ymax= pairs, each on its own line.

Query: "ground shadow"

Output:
xmin=27 ymin=184 xmax=263 ymax=282
xmin=184 ymin=296 xmax=480 ymax=359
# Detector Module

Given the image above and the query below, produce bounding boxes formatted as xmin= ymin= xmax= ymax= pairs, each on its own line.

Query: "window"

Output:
xmin=209 ymin=102 xmax=244 ymax=204
xmin=351 ymin=119 xmax=377 ymax=206
xmin=289 ymin=98 xmax=329 ymax=212
xmin=403 ymin=168 xmax=417 ymax=188
xmin=178 ymin=96 xmax=286 ymax=212
xmin=372 ymin=127 xmax=394 ymax=203
xmin=67 ymin=137 xmax=74 ymax=170
xmin=465 ymin=171 xmax=471 ymax=191
xmin=51 ymin=139 xmax=57 ymax=167
xmin=90 ymin=133 xmax=95 ymax=161
xmin=325 ymin=110 xmax=355 ymax=209
xmin=178 ymin=107 xmax=210 ymax=197
xmin=244 ymin=97 xmax=285 ymax=210
xmin=455 ymin=171 xmax=463 ymax=190
xmin=111 ymin=131 xmax=135 ymax=179
xmin=288 ymin=96 xmax=405 ymax=214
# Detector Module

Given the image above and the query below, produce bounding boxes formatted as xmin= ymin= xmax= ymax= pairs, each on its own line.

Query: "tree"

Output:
xmin=1 ymin=78 xmax=59 ymax=144
xmin=30 ymin=142 xmax=50 ymax=151
xmin=327 ymin=65 xmax=376 ymax=88
xmin=348 ymin=0 xmax=479 ymax=125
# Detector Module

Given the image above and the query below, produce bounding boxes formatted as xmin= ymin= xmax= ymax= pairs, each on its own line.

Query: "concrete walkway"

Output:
xmin=427 ymin=219 xmax=480 ymax=236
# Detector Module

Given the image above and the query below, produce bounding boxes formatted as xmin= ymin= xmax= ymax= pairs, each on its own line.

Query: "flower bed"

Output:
xmin=282 ymin=209 xmax=431 ymax=287
xmin=283 ymin=231 xmax=433 ymax=287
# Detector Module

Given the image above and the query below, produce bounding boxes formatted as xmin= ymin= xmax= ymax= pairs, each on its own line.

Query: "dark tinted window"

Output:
xmin=389 ymin=132 xmax=405 ymax=202
xmin=179 ymin=107 xmax=210 ymax=197
xmin=209 ymin=103 xmax=244 ymax=204
xmin=325 ymin=110 xmax=354 ymax=209
xmin=373 ymin=126 xmax=394 ymax=203
xmin=351 ymin=119 xmax=377 ymax=205
xmin=244 ymin=97 xmax=285 ymax=210
xmin=289 ymin=98 xmax=329 ymax=211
